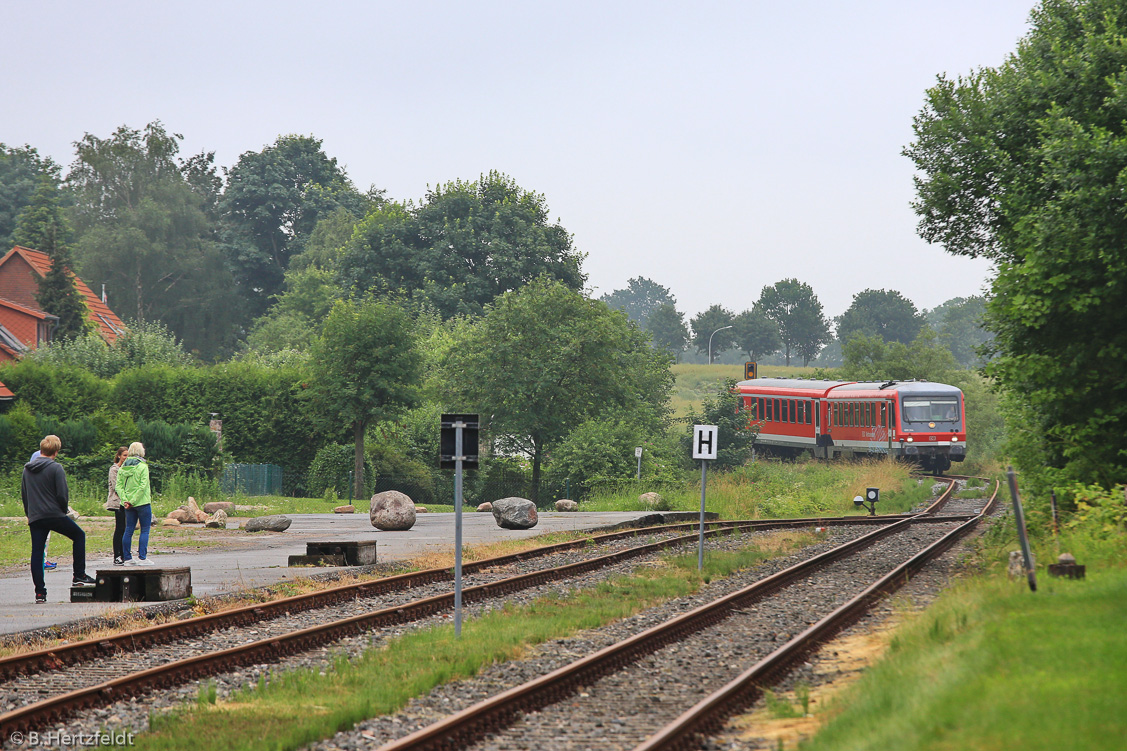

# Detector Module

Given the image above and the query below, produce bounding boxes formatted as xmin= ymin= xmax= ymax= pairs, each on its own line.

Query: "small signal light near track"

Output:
xmin=744 ymin=361 xmax=757 ymax=379
xmin=853 ymin=487 xmax=879 ymax=516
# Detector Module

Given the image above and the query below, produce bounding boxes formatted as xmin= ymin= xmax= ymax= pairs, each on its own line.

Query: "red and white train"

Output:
xmin=735 ymin=377 xmax=966 ymax=474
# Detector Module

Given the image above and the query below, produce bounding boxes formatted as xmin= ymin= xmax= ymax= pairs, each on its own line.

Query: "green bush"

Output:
xmin=36 ymin=415 xmax=99 ymax=456
xmin=0 ymin=403 xmax=40 ymax=469
xmin=0 ymin=361 xmax=111 ymax=420
xmin=306 ymin=444 xmax=375 ymax=498
xmin=544 ymin=417 xmax=678 ymax=499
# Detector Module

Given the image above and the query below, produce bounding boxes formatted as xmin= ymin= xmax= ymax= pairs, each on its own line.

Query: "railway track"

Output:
xmin=0 ymin=476 xmax=975 ymax=746
xmin=336 ymin=476 xmax=994 ymax=751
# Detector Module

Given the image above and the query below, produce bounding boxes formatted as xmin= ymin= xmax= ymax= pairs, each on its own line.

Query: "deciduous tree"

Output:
xmin=0 ymin=143 xmax=60 ymax=249
xmin=444 ymin=278 xmax=673 ymax=501
xmin=220 ymin=135 xmax=370 ymax=316
xmin=67 ymin=122 xmax=242 ymax=358
xmin=689 ymin=305 xmax=736 ymax=360
xmin=338 ymin=172 xmax=585 ymax=317
xmin=600 ymin=277 xmax=676 ymax=328
xmin=905 ymin=0 xmax=1127 ymax=485
xmin=731 ymin=307 xmax=781 ymax=362
xmin=309 ymin=298 xmax=422 ymax=498
xmin=756 ymin=279 xmax=831 ymax=365
xmin=837 ymin=289 xmax=924 ymax=346
xmin=645 ymin=302 xmax=689 ymax=358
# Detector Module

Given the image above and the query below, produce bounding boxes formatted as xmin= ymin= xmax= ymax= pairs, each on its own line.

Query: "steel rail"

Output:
xmin=369 ymin=487 xmax=958 ymax=751
xmin=0 ymin=513 xmax=910 ymax=682
xmin=0 ymin=516 xmax=851 ymax=736
xmin=0 ymin=519 xmax=744 ymax=681
xmin=635 ymin=477 xmax=1000 ymax=751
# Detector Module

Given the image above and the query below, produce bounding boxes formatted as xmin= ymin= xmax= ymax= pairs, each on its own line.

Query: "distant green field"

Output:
xmin=670 ymin=362 xmax=822 ymax=417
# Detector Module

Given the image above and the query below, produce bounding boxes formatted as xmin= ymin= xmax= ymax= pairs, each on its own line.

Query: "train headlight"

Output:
xmin=906 ymin=437 xmax=914 ymax=443
xmin=951 ymin=436 xmax=959 ymax=442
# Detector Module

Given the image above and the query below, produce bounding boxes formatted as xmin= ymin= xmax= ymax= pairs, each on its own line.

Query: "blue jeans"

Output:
xmin=122 ymin=504 xmax=152 ymax=561
xmin=30 ymin=516 xmax=86 ymax=596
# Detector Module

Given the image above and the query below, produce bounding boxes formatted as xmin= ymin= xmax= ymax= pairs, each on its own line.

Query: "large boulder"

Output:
xmin=370 ymin=491 xmax=417 ymax=531
xmin=492 ymin=497 xmax=538 ymax=529
xmin=244 ymin=514 xmax=292 ymax=532
xmin=554 ymin=499 xmax=578 ymax=512
xmin=203 ymin=501 xmax=235 ymax=515
xmin=205 ymin=509 xmax=228 ymax=529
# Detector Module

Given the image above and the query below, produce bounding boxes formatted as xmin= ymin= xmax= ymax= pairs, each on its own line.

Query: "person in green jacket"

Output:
xmin=116 ymin=442 xmax=153 ymax=565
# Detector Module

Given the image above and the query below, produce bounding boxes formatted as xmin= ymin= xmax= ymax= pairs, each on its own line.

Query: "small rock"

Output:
xmin=203 ymin=501 xmax=235 ymax=514
xmin=370 ymin=491 xmax=416 ymax=531
xmin=555 ymin=499 xmax=578 ymax=512
xmin=639 ymin=492 xmax=664 ymax=507
xmin=205 ymin=509 xmax=228 ymax=529
xmin=333 ymin=505 xmax=356 ymax=514
xmin=1058 ymin=552 xmax=1077 ymax=564
xmin=161 ymin=517 xmax=181 ymax=527
xmin=167 ymin=509 xmax=192 ymax=523
xmin=244 ymin=514 xmax=292 ymax=532
xmin=492 ymin=497 xmax=538 ymax=529
xmin=477 ymin=502 xmax=493 ymax=512
xmin=415 ymin=506 xmax=428 ymax=513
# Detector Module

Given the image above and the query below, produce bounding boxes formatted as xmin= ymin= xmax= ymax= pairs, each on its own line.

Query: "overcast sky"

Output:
xmin=2 ymin=1 xmax=1037 ymax=321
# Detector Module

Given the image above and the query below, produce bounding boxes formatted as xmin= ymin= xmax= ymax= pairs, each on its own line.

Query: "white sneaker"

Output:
xmin=124 ymin=558 xmax=138 ymax=566
xmin=136 ymin=558 xmax=154 ymax=566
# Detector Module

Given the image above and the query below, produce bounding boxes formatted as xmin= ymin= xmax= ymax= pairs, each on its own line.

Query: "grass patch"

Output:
xmin=805 ymin=568 xmax=1127 ymax=751
xmin=582 ymin=458 xmax=930 ymax=519
xmin=133 ymin=535 xmax=809 ymax=751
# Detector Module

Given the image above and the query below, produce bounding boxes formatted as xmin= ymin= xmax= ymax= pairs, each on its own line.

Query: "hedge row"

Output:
xmin=0 ymin=360 xmax=330 ymax=494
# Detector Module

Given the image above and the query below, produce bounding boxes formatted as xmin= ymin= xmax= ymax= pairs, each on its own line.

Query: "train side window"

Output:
xmin=774 ymin=399 xmax=780 ymax=422
xmin=880 ymin=402 xmax=887 ymax=427
xmin=850 ymin=402 xmax=856 ymax=427
xmin=786 ymin=400 xmax=793 ymax=423
xmin=759 ymin=397 xmax=766 ymax=420
xmin=865 ymin=402 xmax=872 ymax=427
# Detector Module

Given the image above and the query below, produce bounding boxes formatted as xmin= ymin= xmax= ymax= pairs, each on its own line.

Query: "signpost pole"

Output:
xmin=454 ymin=423 xmax=464 ymax=636
xmin=635 ymin=446 xmax=643 ymax=480
xmin=691 ymin=424 xmax=718 ymax=571
xmin=698 ymin=459 xmax=707 ymax=570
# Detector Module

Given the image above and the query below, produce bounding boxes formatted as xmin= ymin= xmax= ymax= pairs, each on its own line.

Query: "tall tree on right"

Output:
xmin=837 ymin=289 xmax=924 ymax=346
xmin=905 ymin=0 xmax=1127 ymax=486
xmin=756 ymin=279 xmax=831 ymax=365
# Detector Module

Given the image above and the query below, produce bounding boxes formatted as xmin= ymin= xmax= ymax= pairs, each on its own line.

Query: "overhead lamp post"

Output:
xmin=708 ymin=325 xmax=733 ymax=365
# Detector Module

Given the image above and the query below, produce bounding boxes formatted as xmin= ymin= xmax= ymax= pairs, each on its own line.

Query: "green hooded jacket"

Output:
xmin=116 ymin=457 xmax=151 ymax=507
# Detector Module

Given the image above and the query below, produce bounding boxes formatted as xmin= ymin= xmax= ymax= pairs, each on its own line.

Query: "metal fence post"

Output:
xmin=1006 ymin=466 xmax=1038 ymax=592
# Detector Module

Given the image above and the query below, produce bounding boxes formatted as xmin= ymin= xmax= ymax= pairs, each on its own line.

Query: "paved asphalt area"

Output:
xmin=0 ymin=511 xmax=660 ymax=638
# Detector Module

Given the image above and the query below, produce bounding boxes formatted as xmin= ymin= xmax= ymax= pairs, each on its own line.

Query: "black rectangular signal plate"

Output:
xmin=440 ymin=413 xmax=480 ymax=469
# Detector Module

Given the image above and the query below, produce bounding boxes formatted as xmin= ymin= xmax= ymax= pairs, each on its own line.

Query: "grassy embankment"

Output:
xmin=778 ymin=482 xmax=1127 ymax=751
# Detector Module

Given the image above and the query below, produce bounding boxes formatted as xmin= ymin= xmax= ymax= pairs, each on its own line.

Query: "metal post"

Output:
xmin=348 ymin=470 xmax=354 ymax=503
xmin=1050 ymin=489 xmax=1060 ymax=538
xmin=636 ymin=448 xmax=642 ymax=480
xmin=1006 ymin=466 xmax=1037 ymax=592
xmin=454 ymin=423 xmax=464 ymax=636
xmin=698 ymin=460 xmax=708 ymax=570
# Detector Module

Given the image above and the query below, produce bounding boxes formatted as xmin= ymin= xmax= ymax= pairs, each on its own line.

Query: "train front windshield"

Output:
xmin=902 ymin=397 xmax=960 ymax=424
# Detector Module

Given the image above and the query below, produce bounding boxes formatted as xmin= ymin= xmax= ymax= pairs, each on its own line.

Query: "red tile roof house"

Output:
xmin=0 ymin=245 xmax=126 ymax=366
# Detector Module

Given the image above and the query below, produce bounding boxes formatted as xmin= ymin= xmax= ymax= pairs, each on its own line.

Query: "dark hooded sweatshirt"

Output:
xmin=21 ymin=456 xmax=70 ymax=524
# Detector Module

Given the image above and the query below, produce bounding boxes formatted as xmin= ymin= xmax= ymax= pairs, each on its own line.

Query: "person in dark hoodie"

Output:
xmin=22 ymin=435 xmax=96 ymax=603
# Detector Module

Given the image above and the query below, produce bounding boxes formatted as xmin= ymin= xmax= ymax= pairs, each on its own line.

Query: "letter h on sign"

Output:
xmin=692 ymin=425 xmax=719 ymax=461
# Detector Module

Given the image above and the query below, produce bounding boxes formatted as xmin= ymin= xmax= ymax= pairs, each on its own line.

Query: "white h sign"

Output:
xmin=692 ymin=424 xmax=718 ymax=460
